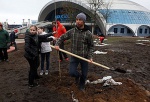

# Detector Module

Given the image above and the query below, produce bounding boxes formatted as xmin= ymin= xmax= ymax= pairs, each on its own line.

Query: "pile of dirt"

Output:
xmin=43 ymin=71 xmax=149 ymax=102
xmin=0 ymin=37 xmax=150 ymax=102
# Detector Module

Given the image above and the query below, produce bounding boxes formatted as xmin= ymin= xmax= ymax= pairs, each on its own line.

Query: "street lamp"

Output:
xmin=28 ymin=19 xmax=30 ymax=27
xmin=22 ymin=19 xmax=25 ymax=26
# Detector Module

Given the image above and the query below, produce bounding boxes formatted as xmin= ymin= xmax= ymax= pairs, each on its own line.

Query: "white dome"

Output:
xmin=109 ymin=0 xmax=149 ymax=12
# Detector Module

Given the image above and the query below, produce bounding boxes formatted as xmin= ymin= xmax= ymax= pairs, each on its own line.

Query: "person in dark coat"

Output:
xmin=24 ymin=25 xmax=54 ymax=88
xmin=10 ymin=29 xmax=18 ymax=50
xmin=0 ymin=22 xmax=10 ymax=62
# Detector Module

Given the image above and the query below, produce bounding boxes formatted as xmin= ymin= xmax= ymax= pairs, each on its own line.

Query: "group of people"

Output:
xmin=1 ymin=12 xmax=94 ymax=91
xmin=24 ymin=25 xmax=56 ymax=88
xmin=24 ymin=20 xmax=70 ymax=88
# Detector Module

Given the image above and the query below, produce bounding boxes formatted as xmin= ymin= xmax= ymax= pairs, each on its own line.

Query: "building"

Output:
xmin=38 ymin=0 xmax=150 ymax=37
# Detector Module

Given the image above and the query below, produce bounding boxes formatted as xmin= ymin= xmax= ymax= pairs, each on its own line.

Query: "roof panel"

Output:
xmin=99 ymin=9 xmax=150 ymax=24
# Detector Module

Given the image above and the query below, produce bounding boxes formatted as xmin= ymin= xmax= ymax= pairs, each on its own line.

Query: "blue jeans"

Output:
xmin=40 ymin=52 xmax=50 ymax=70
xmin=69 ymin=56 xmax=88 ymax=86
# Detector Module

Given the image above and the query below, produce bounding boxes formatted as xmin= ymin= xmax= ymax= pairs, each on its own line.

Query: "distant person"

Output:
xmin=37 ymin=26 xmax=55 ymax=75
xmin=54 ymin=13 xmax=94 ymax=91
xmin=52 ymin=21 xmax=68 ymax=62
xmin=0 ymin=22 xmax=10 ymax=62
xmin=24 ymin=25 xmax=54 ymax=88
xmin=10 ymin=29 xmax=18 ymax=50
xmin=99 ymin=34 xmax=105 ymax=44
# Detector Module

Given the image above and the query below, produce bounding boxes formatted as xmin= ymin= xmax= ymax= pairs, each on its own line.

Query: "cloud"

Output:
xmin=0 ymin=0 xmax=49 ymax=24
xmin=0 ymin=0 xmax=150 ymax=24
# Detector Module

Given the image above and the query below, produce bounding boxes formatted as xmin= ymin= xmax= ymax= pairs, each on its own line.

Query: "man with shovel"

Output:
xmin=55 ymin=13 xmax=94 ymax=91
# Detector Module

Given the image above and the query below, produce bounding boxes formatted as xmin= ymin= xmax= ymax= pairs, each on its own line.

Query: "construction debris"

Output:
xmin=86 ymin=76 xmax=122 ymax=86
xmin=93 ymin=50 xmax=107 ymax=54
xmin=71 ymin=91 xmax=79 ymax=102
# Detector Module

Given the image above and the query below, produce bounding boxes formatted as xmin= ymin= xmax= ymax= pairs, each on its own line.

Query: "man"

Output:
xmin=52 ymin=21 xmax=68 ymax=62
xmin=10 ymin=29 xmax=18 ymax=50
xmin=0 ymin=22 xmax=10 ymax=62
xmin=55 ymin=13 xmax=94 ymax=90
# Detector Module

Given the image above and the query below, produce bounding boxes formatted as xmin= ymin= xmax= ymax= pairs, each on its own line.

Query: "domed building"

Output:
xmin=103 ymin=0 xmax=150 ymax=37
xmin=38 ymin=0 xmax=150 ymax=37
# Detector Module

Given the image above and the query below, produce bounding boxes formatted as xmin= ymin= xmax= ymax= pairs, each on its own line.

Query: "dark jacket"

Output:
xmin=0 ymin=29 xmax=10 ymax=48
xmin=10 ymin=31 xmax=16 ymax=42
xmin=24 ymin=32 xmax=53 ymax=60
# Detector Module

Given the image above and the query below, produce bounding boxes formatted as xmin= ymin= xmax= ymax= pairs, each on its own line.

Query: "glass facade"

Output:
xmin=45 ymin=7 xmax=91 ymax=23
xmin=99 ymin=9 xmax=150 ymax=24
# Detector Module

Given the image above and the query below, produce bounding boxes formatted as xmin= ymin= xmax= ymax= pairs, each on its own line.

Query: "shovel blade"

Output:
xmin=111 ymin=68 xmax=126 ymax=73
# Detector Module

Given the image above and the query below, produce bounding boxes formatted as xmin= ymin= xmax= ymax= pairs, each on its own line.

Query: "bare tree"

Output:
xmin=61 ymin=1 xmax=78 ymax=26
xmin=100 ymin=0 xmax=112 ymax=35
xmin=86 ymin=0 xmax=104 ymax=34
xmin=86 ymin=0 xmax=112 ymax=35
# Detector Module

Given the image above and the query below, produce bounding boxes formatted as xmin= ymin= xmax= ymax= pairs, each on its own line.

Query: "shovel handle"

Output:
xmin=50 ymin=45 xmax=110 ymax=70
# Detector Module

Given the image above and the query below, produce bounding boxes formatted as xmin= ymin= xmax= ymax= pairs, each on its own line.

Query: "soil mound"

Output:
xmin=0 ymin=37 xmax=150 ymax=102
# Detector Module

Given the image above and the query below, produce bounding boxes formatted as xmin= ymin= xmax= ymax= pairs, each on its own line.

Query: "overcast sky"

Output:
xmin=0 ymin=0 xmax=150 ymax=24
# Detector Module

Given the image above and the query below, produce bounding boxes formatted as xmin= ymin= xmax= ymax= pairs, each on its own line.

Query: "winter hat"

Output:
xmin=76 ymin=13 xmax=86 ymax=22
xmin=14 ymin=29 xmax=18 ymax=33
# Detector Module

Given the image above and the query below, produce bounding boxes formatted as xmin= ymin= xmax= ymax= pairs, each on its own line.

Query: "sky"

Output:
xmin=0 ymin=0 xmax=150 ymax=24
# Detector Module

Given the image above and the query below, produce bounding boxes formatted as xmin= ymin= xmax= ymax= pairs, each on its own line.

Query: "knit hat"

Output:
xmin=76 ymin=13 xmax=86 ymax=22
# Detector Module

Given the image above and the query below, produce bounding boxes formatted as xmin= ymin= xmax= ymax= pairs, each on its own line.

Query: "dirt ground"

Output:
xmin=0 ymin=37 xmax=150 ymax=102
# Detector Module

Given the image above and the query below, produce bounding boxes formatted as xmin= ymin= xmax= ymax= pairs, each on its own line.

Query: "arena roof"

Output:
xmin=108 ymin=0 xmax=149 ymax=11
xmin=99 ymin=0 xmax=150 ymax=24
xmin=38 ymin=0 xmax=150 ymax=36
xmin=100 ymin=9 xmax=150 ymax=24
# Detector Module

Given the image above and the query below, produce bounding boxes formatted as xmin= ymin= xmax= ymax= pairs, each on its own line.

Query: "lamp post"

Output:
xmin=22 ymin=19 xmax=25 ymax=26
xmin=5 ymin=19 xmax=8 ymax=30
xmin=6 ymin=19 xmax=8 ymax=23
xmin=28 ymin=19 xmax=30 ymax=27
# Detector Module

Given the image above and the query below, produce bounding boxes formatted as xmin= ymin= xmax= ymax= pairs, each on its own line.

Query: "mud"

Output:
xmin=0 ymin=37 xmax=150 ymax=102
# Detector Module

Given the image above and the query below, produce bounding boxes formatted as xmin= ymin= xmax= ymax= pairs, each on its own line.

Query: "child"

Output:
xmin=24 ymin=25 xmax=54 ymax=88
xmin=38 ymin=26 xmax=54 ymax=75
xmin=9 ymin=29 xmax=18 ymax=50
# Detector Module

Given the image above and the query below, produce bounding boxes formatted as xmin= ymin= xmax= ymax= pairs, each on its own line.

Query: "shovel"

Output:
xmin=50 ymin=45 xmax=126 ymax=73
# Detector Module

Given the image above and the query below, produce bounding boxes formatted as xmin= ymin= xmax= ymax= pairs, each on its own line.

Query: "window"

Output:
xmin=139 ymin=29 xmax=142 ymax=34
xmin=120 ymin=28 xmax=124 ymax=33
xmin=145 ymin=29 xmax=147 ymax=34
xmin=114 ymin=28 xmax=118 ymax=33
xmin=127 ymin=28 xmax=131 ymax=33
